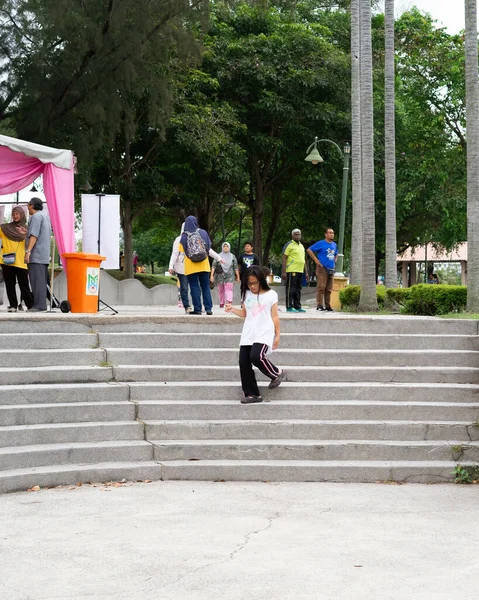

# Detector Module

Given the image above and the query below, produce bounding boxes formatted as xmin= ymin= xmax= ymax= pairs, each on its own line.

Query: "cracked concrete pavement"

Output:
xmin=1 ymin=481 xmax=478 ymax=600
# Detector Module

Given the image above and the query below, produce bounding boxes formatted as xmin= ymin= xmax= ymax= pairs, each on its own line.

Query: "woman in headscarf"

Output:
xmin=210 ymin=242 xmax=240 ymax=308
xmin=0 ymin=205 xmax=34 ymax=312
xmin=179 ymin=215 xmax=222 ymax=315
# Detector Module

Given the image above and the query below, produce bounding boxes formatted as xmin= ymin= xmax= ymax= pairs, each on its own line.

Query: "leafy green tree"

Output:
xmin=203 ymin=3 xmax=351 ymax=261
xmin=0 ymin=0 xmax=208 ymax=162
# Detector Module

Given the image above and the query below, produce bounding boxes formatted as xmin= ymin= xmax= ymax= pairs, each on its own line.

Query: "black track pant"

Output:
xmin=285 ymin=272 xmax=302 ymax=310
xmin=1 ymin=264 xmax=34 ymax=309
xmin=239 ymin=343 xmax=281 ymax=397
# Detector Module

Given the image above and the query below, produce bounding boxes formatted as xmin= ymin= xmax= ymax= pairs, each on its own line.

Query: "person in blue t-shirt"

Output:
xmin=307 ymin=227 xmax=338 ymax=311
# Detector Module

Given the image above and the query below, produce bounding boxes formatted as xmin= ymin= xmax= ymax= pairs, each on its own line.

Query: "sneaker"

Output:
xmin=296 ymin=308 xmax=306 ymax=313
xmin=7 ymin=306 xmax=17 ymax=312
xmin=241 ymin=395 xmax=263 ymax=404
xmin=316 ymin=305 xmax=326 ymax=311
xmin=206 ymin=311 xmax=213 ymax=315
xmin=325 ymin=306 xmax=334 ymax=312
xmin=184 ymin=307 xmax=193 ymax=314
xmin=189 ymin=311 xmax=202 ymax=315
xmin=17 ymin=304 xmax=24 ymax=311
xmin=268 ymin=370 xmax=286 ymax=390
xmin=286 ymin=308 xmax=298 ymax=313
xmin=219 ymin=304 xmax=224 ymax=308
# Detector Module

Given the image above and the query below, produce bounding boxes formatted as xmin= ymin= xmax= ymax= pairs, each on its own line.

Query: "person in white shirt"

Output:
xmin=225 ymin=265 xmax=286 ymax=404
xmin=168 ymin=223 xmax=192 ymax=313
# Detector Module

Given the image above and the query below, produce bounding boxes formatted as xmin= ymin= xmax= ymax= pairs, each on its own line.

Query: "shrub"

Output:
xmin=385 ymin=287 xmax=411 ymax=307
xmin=339 ymin=284 xmax=386 ymax=309
xmin=404 ymin=284 xmax=467 ymax=315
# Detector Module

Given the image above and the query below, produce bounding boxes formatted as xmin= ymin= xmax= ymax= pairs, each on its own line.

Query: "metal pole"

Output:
xmin=336 ymin=148 xmax=351 ymax=276
xmin=49 ymin=236 xmax=56 ymax=312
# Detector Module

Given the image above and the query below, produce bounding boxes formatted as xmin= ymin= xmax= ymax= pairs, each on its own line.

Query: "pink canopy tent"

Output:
xmin=0 ymin=134 xmax=75 ymax=264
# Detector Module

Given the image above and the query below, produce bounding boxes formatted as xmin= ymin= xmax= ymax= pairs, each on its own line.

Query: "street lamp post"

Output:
xmin=219 ymin=197 xmax=236 ymax=244
xmin=305 ymin=137 xmax=351 ymax=275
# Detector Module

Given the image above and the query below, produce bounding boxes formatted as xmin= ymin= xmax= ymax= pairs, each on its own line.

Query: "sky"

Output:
xmin=393 ymin=1 xmax=466 ymax=34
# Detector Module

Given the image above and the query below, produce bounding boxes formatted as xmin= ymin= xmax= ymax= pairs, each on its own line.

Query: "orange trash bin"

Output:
xmin=62 ymin=252 xmax=106 ymax=313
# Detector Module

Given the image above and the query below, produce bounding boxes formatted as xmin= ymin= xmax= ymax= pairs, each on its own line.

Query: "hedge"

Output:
xmin=385 ymin=287 xmax=411 ymax=306
xmin=339 ymin=284 xmax=386 ymax=308
xmin=404 ymin=284 xmax=467 ymax=315
xmin=340 ymin=284 xmax=467 ymax=315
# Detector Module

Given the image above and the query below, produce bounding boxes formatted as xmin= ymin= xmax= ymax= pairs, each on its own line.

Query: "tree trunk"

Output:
xmin=253 ymin=168 xmax=264 ymax=264
xmin=262 ymin=187 xmax=282 ymax=266
xmin=384 ymin=0 xmax=398 ymax=289
xmin=150 ymin=262 xmax=155 ymax=274
xmin=123 ymin=197 xmax=134 ymax=279
xmin=465 ymin=0 xmax=479 ymax=311
xmin=350 ymin=0 xmax=362 ymax=285
xmin=358 ymin=0 xmax=379 ymax=310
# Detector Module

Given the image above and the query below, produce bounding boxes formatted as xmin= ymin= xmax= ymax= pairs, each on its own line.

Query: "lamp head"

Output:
xmin=305 ymin=148 xmax=324 ymax=165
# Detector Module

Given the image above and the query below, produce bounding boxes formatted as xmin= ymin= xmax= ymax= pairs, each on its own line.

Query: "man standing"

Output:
xmin=24 ymin=198 xmax=51 ymax=312
xmin=307 ymin=227 xmax=338 ymax=312
xmin=282 ymin=229 xmax=308 ymax=313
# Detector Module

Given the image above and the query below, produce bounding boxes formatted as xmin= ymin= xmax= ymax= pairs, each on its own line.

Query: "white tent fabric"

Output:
xmin=0 ymin=134 xmax=73 ymax=170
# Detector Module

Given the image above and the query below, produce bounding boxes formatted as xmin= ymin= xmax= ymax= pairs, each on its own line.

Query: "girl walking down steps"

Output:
xmin=225 ymin=265 xmax=286 ymax=404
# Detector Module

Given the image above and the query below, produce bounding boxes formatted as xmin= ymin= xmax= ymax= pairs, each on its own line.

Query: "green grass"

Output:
xmin=106 ymin=270 xmax=177 ymax=289
xmin=439 ymin=313 xmax=479 ymax=319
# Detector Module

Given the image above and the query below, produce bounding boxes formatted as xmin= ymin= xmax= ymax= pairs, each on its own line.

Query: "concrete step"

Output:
xmin=0 ymin=382 xmax=130 ymax=405
xmin=156 ymin=459 xmax=473 ymax=483
xmin=152 ymin=439 xmax=479 ymax=462
xmin=0 ymin=440 xmax=153 ymax=471
xmin=145 ymin=419 xmax=479 ymax=442
xmin=0 ymin=421 xmax=144 ymax=447
xmin=106 ymin=348 xmax=478 ymax=368
xmin=0 ymin=319 xmax=92 ymax=334
xmin=93 ymin=317 xmax=478 ymax=335
xmin=0 ymin=461 xmax=163 ymax=494
xmin=128 ymin=381 xmax=479 ymax=403
xmin=116 ymin=365 xmax=479 ymax=384
xmin=137 ymin=400 xmax=479 ymax=422
xmin=0 ymin=402 xmax=135 ymax=426
xmin=0 ymin=365 xmax=113 ymax=386
xmin=0 ymin=348 xmax=106 ymax=368
xmin=99 ymin=332 xmax=479 ymax=351
xmin=0 ymin=333 xmax=98 ymax=350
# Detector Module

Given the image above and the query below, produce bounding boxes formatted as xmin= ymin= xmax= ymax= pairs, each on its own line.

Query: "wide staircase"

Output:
xmin=0 ymin=314 xmax=478 ymax=492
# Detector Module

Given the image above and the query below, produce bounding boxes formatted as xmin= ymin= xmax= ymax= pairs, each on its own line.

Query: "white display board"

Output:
xmin=81 ymin=194 xmax=120 ymax=269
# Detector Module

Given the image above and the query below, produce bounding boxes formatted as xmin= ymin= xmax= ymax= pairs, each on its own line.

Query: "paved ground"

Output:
xmin=0 ymin=303 xmax=443 ymax=319
xmin=1 ymin=481 xmax=478 ymax=600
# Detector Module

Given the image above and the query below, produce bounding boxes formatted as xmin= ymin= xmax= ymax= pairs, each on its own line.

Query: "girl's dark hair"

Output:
xmin=241 ymin=265 xmax=270 ymax=303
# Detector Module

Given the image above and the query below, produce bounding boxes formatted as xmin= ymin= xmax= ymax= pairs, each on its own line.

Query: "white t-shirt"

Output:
xmin=240 ymin=289 xmax=278 ymax=348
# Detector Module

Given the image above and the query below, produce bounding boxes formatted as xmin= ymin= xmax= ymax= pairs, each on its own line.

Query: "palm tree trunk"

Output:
xmin=350 ymin=0 xmax=362 ymax=285
xmin=358 ymin=0 xmax=378 ymax=310
xmin=465 ymin=0 xmax=479 ymax=311
xmin=384 ymin=0 xmax=397 ymax=289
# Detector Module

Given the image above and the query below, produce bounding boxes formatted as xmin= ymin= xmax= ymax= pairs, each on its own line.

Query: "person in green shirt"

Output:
xmin=282 ymin=229 xmax=308 ymax=313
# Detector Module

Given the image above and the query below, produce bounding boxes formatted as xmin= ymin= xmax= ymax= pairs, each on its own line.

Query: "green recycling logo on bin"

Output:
xmin=86 ymin=267 xmax=100 ymax=296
